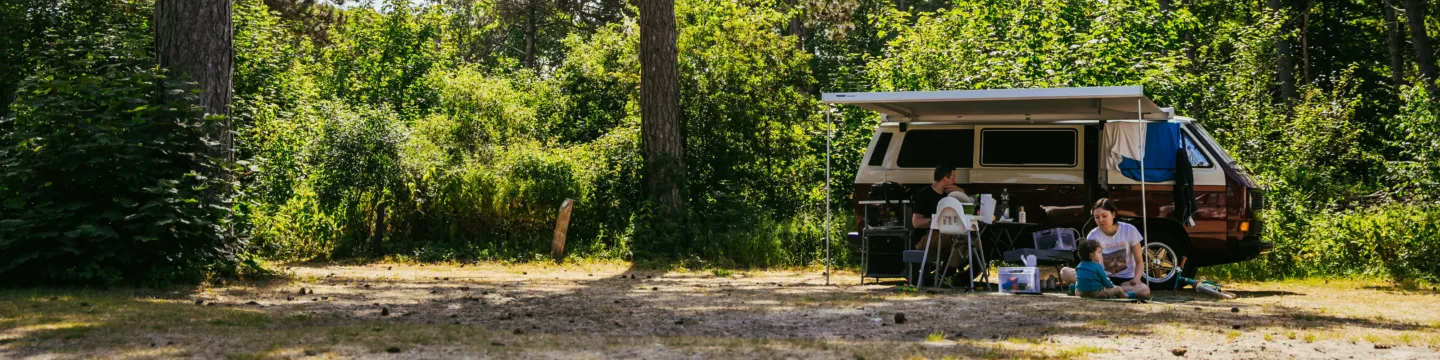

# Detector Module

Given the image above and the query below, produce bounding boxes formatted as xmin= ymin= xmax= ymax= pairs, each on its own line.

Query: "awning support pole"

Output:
xmin=825 ymin=105 xmax=833 ymax=286
xmin=1138 ymin=98 xmax=1149 ymax=282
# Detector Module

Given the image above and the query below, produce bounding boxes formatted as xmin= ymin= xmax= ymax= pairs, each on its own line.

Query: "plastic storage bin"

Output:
xmin=1032 ymin=228 xmax=1078 ymax=251
xmin=998 ymin=267 xmax=1041 ymax=294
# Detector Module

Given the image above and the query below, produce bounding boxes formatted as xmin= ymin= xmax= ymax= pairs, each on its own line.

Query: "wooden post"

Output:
xmin=552 ymin=199 xmax=576 ymax=262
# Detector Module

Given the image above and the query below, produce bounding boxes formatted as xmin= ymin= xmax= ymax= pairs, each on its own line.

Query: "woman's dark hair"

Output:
xmin=1076 ymin=239 xmax=1102 ymax=259
xmin=1092 ymin=198 xmax=1119 ymax=215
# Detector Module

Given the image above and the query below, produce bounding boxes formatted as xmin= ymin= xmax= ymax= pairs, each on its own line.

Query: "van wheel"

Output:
xmin=1143 ymin=241 xmax=1190 ymax=290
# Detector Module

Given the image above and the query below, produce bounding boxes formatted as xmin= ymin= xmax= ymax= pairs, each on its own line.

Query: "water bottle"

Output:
xmin=999 ymin=188 xmax=1010 ymax=220
xmin=1018 ymin=205 xmax=1027 ymax=223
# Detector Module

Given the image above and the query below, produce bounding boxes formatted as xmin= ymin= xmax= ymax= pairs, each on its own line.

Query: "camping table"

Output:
xmin=977 ymin=221 xmax=1036 ymax=260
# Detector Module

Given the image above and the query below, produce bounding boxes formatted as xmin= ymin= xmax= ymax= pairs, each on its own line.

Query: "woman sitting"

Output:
xmin=1060 ymin=198 xmax=1152 ymax=299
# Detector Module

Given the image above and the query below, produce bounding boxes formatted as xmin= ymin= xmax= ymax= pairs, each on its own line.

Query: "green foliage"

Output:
xmin=1212 ymin=203 xmax=1440 ymax=282
xmin=0 ymin=28 xmax=239 ymax=285
xmin=10 ymin=0 xmax=1440 ymax=280
xmin=321 ymin=0 xmax=448 ymax=118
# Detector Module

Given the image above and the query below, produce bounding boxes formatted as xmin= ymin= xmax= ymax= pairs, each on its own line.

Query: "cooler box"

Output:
xmin=997 ymin=267 xmax=1041 ymax=294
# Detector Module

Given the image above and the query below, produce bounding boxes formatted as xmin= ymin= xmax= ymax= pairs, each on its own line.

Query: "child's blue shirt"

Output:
xmin=1074 ymin=261 xmax=1115 ymax=293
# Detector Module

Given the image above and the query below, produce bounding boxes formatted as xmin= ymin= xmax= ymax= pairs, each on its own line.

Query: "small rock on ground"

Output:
xmin=1171 ymin=347 xmax=1188 ymax=356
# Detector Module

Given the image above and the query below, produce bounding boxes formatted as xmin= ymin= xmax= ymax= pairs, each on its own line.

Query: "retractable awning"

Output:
xmin=821 ymin=86 xmax=1171 ymax=122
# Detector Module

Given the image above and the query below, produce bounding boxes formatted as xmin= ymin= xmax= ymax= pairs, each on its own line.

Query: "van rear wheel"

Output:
xmin=1143 ymin=241 xmax=1190 ymax=290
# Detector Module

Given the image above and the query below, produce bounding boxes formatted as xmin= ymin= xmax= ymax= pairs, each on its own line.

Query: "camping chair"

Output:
xmin=916 ymin=197 xmax=982 ymax=290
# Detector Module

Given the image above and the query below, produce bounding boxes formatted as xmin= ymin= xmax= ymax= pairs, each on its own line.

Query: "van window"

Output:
xmin=867 ymin=133 xmax=893 ymax=166
xmin=979 ymin=129 xmax=1076 ymax=167
xmin=896 ymin=130 xmax=975 ymax=168
xmin=1182 ymin=133 xmax=1212 ymax=168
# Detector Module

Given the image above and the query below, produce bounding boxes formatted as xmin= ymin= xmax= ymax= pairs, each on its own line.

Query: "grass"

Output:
xmin=0 ymin=286 xmax=1090 ymax=359
xmin=5 ymin=263 xmax=1440 ymax=358
xmin=926 ymin=331 xmax=945 ymax=342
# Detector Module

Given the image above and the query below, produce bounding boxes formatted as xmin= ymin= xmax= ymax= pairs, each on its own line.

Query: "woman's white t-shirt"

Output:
xmin=1087 ymin=222 xmax=1143 ymax=280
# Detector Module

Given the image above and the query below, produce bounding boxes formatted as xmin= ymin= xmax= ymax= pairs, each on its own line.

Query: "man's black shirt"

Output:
xmin=911 ymin=185 xmax=945 ymax=241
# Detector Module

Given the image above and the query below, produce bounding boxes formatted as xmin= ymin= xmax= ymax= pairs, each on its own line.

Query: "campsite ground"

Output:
xmin=2 ymin=261 xmax=1437 ymax=359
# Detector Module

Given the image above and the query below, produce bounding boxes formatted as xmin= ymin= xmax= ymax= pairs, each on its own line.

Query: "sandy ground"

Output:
xmin=2 ymin=261 xmax=1438 ymax=359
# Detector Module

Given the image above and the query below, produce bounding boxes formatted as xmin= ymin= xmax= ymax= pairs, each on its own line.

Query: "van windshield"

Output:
xmin=1190 ymin=123 xmax=1258 ymax=186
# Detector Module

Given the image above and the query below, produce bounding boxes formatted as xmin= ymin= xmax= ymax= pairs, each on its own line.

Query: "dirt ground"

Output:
xmin=2 ymin=261 xmax=1438 ymax=359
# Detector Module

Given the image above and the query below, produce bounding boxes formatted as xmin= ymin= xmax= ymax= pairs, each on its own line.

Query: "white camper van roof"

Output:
xmin=821 ymin=86 xmax=1172 ymax=122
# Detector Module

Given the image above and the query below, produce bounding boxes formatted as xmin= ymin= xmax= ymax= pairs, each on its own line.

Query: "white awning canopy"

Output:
xmin=822 ymin=86 xmax=1171 ymax=122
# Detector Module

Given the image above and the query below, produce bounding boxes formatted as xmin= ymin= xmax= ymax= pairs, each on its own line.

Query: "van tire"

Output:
xmin=1143 ymin=238 xmax=1192 ymax=290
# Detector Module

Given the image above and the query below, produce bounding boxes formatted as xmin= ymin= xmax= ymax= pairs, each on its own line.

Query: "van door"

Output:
xmin=1103 ymin=126 xmax=1227 ymax=254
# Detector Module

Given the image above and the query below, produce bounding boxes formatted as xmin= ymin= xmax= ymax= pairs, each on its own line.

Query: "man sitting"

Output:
xmin=911 ymin=164 xmax=975 ymax=283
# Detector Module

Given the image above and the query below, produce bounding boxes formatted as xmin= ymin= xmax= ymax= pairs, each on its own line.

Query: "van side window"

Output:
xmin=867 ymin=133 xmax=893 ymax=166
xmin=1182 ymin=133 xmax=1212 ymax=168
xmin=979 ymin=129 xmax=1077 ymax=167
xmin=896 ymin=130 xmax=975 ymax=168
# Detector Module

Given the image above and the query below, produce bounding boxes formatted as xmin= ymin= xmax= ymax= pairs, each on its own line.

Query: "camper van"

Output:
xmin=826 ymin=86 xmax=1270 ymax=289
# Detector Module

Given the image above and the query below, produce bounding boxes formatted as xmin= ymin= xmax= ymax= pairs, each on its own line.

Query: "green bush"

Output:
xmin=0 ymin=30 xmax=239 ymax=285
xmin=1211 ymin=203 xmax=1440 ymax=282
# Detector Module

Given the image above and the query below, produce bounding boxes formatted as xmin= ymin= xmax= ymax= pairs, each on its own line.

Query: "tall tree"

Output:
xmin=1404 ymin=0 xmax=1440 ymax=97
xmin=1158 ymin=0 xmax=1170 ymax=55
xmin=1301 ymin=5 xmax=1309 ymax=84
xmin=639 ymin=0 xmax=686 ymax=249
xmin=1385 ymin=0 xmax=1407 ymax=91
xmin=155 ymin=0 xmax=234 ymax=160
xmin=524 ymin=0 xmax=536 ymax=69
xmin=1268 ymin=0 xmax=1297 ymax=101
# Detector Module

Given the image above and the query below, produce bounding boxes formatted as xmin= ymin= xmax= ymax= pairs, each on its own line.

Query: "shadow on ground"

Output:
xmin=1 ymin=263 xmax=1436 ymax=358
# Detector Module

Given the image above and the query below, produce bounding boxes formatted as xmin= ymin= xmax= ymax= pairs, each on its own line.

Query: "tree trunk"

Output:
xmin=1405 ymin=0 xmax=1440 ymax=97
xmin=1183 ymin=0 xmax=1197 ymax=75
xmin=789 ymin=0 xmax=804 ymax=50
xmin=1267 ymin=0 xmax=1297 ymax=102
xmin=1385 ymin=0 xmax=1408 ymax=91
xmin=155 ymin=0 xmax=234 ymax=161
xmin=639 ymin=0 xmax=686 ymax=246
xmin=525 ymin=0 xmax=536 ymax=69
xmin=1302 ymin=9 xmax=1309 ymax=84
xmin=370 ymin=198 xmax=387 ymax=256
xmin=1159 ymin=0 xmax=1170 ymax=55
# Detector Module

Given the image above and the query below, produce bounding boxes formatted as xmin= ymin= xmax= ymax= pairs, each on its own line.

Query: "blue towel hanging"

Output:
xmin=1118 ymin=122 xmax=1181 ymax=182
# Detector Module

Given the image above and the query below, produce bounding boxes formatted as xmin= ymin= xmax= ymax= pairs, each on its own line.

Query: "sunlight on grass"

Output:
xmin=1304 ymin=333 xmax=1317 ymax=343
xmin=1005 ymin=337 xmax=1044 ymax=345
xmin=1087 ymin=319 xmax=1109 ymax=326
xmin=1226 ymin=330 xmax=1241 ymax=341
xmin=1053 ymin=345 xmax=1106 ymax=359
xmin=927 ymin=331 xmax=945 ymax=342
xmin=1264 ymin=333 xmax=1274 ymax=341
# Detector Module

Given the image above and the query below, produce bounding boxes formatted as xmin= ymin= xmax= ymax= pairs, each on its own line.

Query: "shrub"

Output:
xmin=0 ymin=29 xmax=239 ymax=285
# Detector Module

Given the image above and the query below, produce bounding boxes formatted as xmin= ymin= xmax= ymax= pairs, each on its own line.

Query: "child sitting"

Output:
xmin=1061 ymin=239 xmax=1142 ymax=299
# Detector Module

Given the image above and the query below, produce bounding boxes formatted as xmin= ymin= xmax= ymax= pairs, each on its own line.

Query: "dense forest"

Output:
xmin=1 ymin=0 xmax=1438 ymax=285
